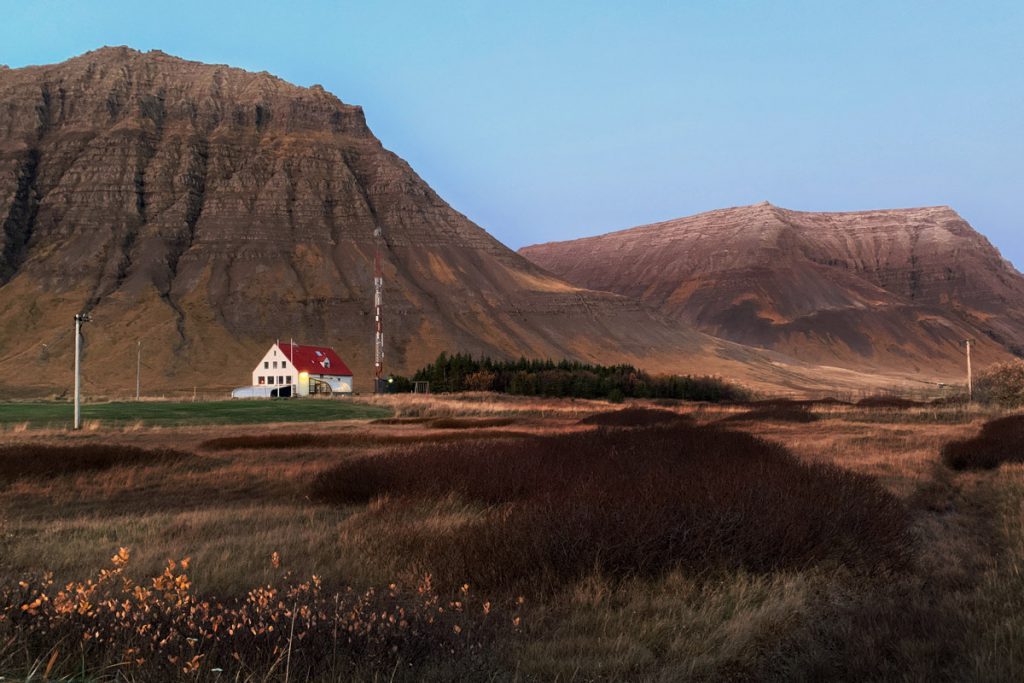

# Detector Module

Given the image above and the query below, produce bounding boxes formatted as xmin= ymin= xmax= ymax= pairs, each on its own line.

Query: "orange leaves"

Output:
xmin=3 ymin=547 xmax=519 ymax=680
xmin=111 ymin=546 xmax=130 ymax=568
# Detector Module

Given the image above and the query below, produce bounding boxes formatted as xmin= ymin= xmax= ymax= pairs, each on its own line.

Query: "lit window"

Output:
xmin=268 ymin=376 xmax=275 ymax=384
xmin=258 ymin=376 xmax=265 ymax=385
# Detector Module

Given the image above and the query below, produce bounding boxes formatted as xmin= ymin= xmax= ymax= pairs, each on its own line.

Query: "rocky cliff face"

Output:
xmin=0 ymin=47 xmax=789 ymax=396
xmin=521 ymin=202 xmax=1024 ymax=376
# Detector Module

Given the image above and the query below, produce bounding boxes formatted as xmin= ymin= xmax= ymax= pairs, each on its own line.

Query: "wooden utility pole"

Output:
xmin=373 ymin=225 xmax=385 ymax=393
xmin=136 ymin=340 xmax=142 ymax=400
xmin=966 ymin=339 xmax=973 ymax=401
xmin=73 ymin=313 xmax=91 ymax=429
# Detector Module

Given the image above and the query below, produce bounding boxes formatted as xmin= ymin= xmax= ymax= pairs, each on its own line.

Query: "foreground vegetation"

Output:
xmin=1 ymin=396 xmax=1023 ymax=680
xmin=0 ymin=399 xmax=390 ymax=429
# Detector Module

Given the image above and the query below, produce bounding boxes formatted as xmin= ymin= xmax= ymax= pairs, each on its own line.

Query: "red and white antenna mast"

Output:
xmin=373 ymin=226 xmax=385 ymax=392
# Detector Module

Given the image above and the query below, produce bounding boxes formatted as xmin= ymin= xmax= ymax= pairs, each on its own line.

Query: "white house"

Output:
xmin=245 ymin=342 xmax=354 ymax=397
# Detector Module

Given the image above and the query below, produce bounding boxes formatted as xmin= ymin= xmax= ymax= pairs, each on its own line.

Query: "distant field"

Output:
xmin=0 ymin=399 xmax=391 ymax=429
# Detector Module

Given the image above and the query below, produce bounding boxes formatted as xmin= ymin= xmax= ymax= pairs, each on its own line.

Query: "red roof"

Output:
xmin=277 ymin=343 xmax=353 ymax=376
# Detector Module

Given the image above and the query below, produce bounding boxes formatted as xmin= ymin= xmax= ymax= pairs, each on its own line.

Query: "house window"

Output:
xmin=268 ymin=376 xmax=275 ymax=384
xmin=264 ymin=361 xmax=269 ymax=369
xmin=286 ymin=376 xmax=292 ymax=384
xmin=258 ymin=376 xmax=265 ymax=385
xmin=272 ymin=361 xmax=278 ymax=369
xmin=278 ymin=375 xmax=284 ymax=384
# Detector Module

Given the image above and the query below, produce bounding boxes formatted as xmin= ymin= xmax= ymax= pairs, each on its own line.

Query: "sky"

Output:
xmin=3 ymin=1 xmax=1022 ymax=267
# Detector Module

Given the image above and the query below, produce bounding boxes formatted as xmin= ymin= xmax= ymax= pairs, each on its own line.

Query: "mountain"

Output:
xmin=0 ymin=48 xmax=824 ymax=397
xmin=521 ymin=202 xmax=1024 ymax=380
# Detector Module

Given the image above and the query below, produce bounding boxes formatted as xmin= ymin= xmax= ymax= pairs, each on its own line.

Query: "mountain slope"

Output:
xmin=0 ymin=48 xmax=808 ymax=396
xmin=521 ymin=202 xmax=1024 ymax=378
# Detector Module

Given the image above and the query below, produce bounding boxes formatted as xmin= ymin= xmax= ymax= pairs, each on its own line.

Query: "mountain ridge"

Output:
xmin=520 ymin=202 xmax=1024 ymax=377
xmin=0 ymin=47 xmax=837 ymax=397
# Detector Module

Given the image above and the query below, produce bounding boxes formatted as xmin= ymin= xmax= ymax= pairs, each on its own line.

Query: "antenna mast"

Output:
xmin=373 ymin=226 xmax=385 ymax=392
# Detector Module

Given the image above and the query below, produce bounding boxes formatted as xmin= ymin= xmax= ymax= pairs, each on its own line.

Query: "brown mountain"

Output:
xmin=0 ymin=48 xmax=837 ymax=397
xmin=521 ymin=202 xmax=1024 ymax=380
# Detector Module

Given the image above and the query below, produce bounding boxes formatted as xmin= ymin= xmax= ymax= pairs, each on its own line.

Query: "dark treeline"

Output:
xmin=399 ymin=353 xmax=749 ymax=403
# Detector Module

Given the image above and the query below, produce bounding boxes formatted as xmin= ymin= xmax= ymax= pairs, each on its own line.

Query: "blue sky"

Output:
xmin=3 ymin=1 xmax=1022 ymax=267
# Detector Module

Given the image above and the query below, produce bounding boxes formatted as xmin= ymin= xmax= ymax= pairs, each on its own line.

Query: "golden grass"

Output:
xmin=3 ymin=398 xmax=1024 ymax=679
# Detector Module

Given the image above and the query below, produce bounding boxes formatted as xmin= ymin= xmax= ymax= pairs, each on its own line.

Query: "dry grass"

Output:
xmin=720 ymin=405 xmax=819 ymax=423
xmin=3 ymin=398 xmax=1024 ymax=680
xmin=362 ymin=392 xmax=614 ymax=418
xmin=0 ymin=443 xmax=191 ymax=484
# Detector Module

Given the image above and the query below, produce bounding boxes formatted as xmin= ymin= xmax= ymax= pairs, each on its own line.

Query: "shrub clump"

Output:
xmin=976 ymin=360 xmax=1024 ymax=408
xmin=0 ymin=443 xmax=189 ymax=484
xmin=578 ymin=407 xmax=690 ymax=427
xmin=1 ymin=548 xmax=520 ymax=681
xmin=942 ymin=415 xmax=1024 ymax=470
xmin=856 ymin=396 xmax=925 ymax=409
xmin=311 ymin=423 xmax=912 ymax=593
xmin=429 ymin=417 xmax=518 ymax=430
xmin=201 ymin=430 xmax=529 ymax=451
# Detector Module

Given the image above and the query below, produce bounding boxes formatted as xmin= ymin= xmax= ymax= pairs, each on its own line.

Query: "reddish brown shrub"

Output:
xmin=429 ymin=417 xmax=517 ymax=429
xmin=578 ymin=407 xmax=690 ymax=427
xmin=975 ymin=360 xmax=1024 ymax=407
xmin=201 ymin=430 xmax=528 ymax=451
xmin=370 ymin=416 xmax=436 ymax=425
xmin=942 ymin=415 xmax=1024 ymax=470
xmin=312 ymin=424 xmax=912 ymax=593
xmin=857 ymin=397 xmax=924 ymax=409
xmin=0 ymin=443 xmax=190 ymax=484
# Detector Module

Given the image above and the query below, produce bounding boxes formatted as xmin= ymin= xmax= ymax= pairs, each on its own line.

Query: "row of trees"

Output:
xmin=396 ymin=353 xmax=749 ymax=403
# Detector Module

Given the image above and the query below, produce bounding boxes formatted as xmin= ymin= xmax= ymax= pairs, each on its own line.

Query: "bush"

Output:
xmin=942 ymin=415 xmax=1024 ymax=470
xmin=429 ymin=417 xmax=517 ymax=430
xmin=976 ymin=360 xmax=1024 ymax=408
xmin=311 ymin=423 xmax=912 ymax=593
xmin=578 ymin=407 xmax=689 ymax=427
xmin=0 ymin=444 xmax=189 ymax=484
xmin=2 ymin=549 xmax=520 ymax=681
xmin=856 ymin=397 xmax=925 ymax=409
xmin=200 ymin=430 xmax=529 ymax=451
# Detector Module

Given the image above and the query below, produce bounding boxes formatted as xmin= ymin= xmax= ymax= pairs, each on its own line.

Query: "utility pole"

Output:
xmin=373 ymin=225 xmax=385 ymax=393
xmin=73 ymin=313 xmax=92 ymax=430
xmin=136 ymin=340 xmax=141 ymax=400
xmin=965 ymin=339 xmax=973 ymax=401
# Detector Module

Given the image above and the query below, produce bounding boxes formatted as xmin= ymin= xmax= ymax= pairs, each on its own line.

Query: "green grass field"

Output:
xmin=0 ymin=399 xmax=391 ymax=429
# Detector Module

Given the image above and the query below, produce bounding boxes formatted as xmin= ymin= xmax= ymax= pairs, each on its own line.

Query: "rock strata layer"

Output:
xmin=0 ymin=47 xmax=773 ymax=395
xmin=521 ymin=202 xmax=1024 ymax=376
